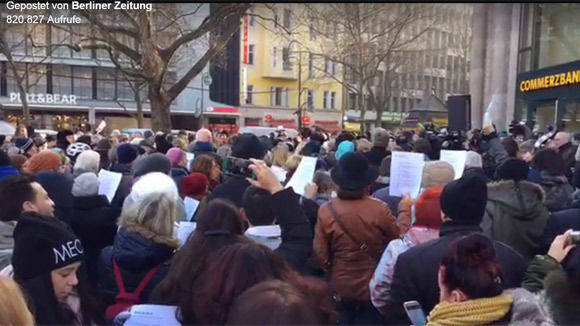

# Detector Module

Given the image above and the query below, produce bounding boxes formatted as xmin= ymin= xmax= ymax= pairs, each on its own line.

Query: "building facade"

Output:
xmin=0 ymin=3 xmax=223 ymax=132
xmin=343 ymin=4 xmax=472 ymax=131
xmin=470 ymin=3 xmax=580 ymax=133
xmin=237 ymin=4 xmax=343 ymax=132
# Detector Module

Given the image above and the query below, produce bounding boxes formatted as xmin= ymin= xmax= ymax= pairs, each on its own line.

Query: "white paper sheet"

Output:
xmin=97 ymin=169 xmax=123 ymax=203
xmin=285 ymin=156 xmax=317 ymax=196
xmin=186 ymin=152 xmax=194 ymax=170
xmin=177 ymin=221 xmax=196 ymax=247
xmin=440 ymin=150 xmax=467 ymax=180
xmin=125 ymin=304 xmax=181 ymax=326
xmin=389 ymin=152 xmax=425 ymax=198
xmin=183 ymin=197 xmax=200 ymax=222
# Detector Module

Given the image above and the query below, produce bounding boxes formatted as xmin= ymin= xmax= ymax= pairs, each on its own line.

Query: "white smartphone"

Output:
xmin=403 ymin=300 xmax=427 ymax=326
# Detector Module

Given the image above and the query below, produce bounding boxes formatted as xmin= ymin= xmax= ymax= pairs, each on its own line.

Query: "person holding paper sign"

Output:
xmin=314 ymin=152 xmax=400 ymax=324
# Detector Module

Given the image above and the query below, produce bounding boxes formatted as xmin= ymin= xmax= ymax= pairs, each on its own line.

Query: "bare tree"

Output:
xmin=58 ymin=3 xmax=250 ymax=132
xmin=287 ymin=3 xmax=436 ymax=133
xmin=0 ymin=8 xmax=52 ymax=125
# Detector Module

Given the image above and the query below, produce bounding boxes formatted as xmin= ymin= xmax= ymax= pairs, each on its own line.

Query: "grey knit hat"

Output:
xmin=72 ymin=172 xmax=100 ymax=197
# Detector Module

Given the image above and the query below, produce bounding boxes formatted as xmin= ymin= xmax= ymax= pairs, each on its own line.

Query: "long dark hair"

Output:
xmin=16 ymin=266 xmax=104 ymax=325
xmin=150 ymin=199 xmax=246 ymax=323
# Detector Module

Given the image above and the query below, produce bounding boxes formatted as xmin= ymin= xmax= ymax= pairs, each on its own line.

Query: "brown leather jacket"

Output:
xmin=314 ymin=196 xmax=400 ymax=302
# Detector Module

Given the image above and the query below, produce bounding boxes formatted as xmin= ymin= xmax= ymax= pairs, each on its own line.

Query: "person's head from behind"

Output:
xmin=501 ymin=136 xmax=519 ymax=158
xmin=371 ymin=128 xmax=390 ymax=149
xmin=195 ymin=242 xmax=288 ymax=324
xmin=242 ymin=186 xmax=274 ymax=227
xmin=356 ymin=138 xmax=372 ymax=153
xmin=422 ymin=161 xmax=455 ymax=189
xmin=73 ymin=150 xmax=100 ymax=175
xmin=532 ymin=148 xmax=566 ymax=176
xmin=12 ymin=212 xmax=86 ymax=324
xmin=72 ymin=173 xmax=100 ymax=198
xmin=518 ymin=140 xmax=535 ymax=162
xmin=0 ymin=176 xmax=54 ymax=220
xmin=195 ymin=128 xmax=213 ymax=143
xmin=413 ymin=138 xmax=433 ymax=158
xmin=227 ymin=280 xmax=321 ymax=325
xmin=0 ymin=276 xmax=35 ymax=325
xmin=331 ymin=152 xmax=378 ymax=200
xmin=495 ymin=158 xmax=529 ymax=182
xmin=271 ymin=144 xmax=290 ymax=167
xmin=284 ymin=154 xmax=302 ymax=175
xmin=313 ymin=170 xmax=335 ymax=195
xmin=22 ymin=152 xmax=63 ymax=175
xmin=231 ymin=133 xmax=267 ymax=160
xmin=415 ymin=187 xmax=444 ymax=229
xmin=180 ymin=173 xmax=209 ymax=200
xmin=550 ymin=131 xmax=570 ymax=150
xmin=438 ymin=234 xmax=503 ymax=303
xmin=192 ymin=155 xmax=221 ymax=183
xmin=120 ymin=172 xmax=179 ymax=248
xmin=440 ymin=174 xmax=487 ymax=225
xmin=166 ymin=147 xmax=187 ymax=168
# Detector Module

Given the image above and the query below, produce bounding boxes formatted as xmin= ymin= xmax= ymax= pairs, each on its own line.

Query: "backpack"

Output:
xmin=105 ymin=259 xmax=161 ymax=321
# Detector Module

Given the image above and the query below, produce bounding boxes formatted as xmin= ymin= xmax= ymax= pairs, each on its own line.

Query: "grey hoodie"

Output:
xmin=0 ymin=221 xmax=16 ymax=270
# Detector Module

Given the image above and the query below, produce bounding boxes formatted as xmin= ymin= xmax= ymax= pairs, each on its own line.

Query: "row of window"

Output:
xmin=245 ymin=85 xmax=336 ymax=109
xmin=0 ymin=62 xmax=144 ymax=101
xmin=247 ymin=45 xmax=338 ymax=77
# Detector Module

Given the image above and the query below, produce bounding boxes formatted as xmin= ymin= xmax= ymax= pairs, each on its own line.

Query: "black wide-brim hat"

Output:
xmin=331 ymin=152 xmax=378 ymax=190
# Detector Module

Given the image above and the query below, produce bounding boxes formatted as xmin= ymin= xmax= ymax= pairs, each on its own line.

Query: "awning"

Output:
xmin=344 ymin=122 xmax=360 ymax=132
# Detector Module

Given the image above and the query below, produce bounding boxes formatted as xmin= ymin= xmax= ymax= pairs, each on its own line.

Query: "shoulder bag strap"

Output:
xmin=112 ymin=259 xmax=127 ymax=294
xmin=132 ymin=264 xmax=162 ymax=298
xmin=328 ymin=202 xmax=370 ymax=255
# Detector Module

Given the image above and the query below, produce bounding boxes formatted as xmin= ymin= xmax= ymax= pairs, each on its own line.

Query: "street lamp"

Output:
xmin=285 ymin=40 xmax=310 ymax=131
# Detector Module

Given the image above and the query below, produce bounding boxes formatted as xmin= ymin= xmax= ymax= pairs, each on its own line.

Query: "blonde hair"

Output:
xmin=119 ymin=173 xmax=179 ymax=248
xmin=271 ymin=144 xmax=289 ymax=167
xmin=356 ymin=139 xmax=372 ymax=152
xmin=285 ymin=154 xmax=303 ymax=172
xmin=0 ymin=277 xmax=35 ymax=326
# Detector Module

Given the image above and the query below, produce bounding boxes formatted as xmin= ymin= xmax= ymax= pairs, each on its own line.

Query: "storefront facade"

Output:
xmin=514 ymin=3 xmax=580 ymax=133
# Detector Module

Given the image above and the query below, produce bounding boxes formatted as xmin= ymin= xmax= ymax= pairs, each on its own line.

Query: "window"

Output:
xmin=52 ymin=65 xmax=72 ymax=95
xmin=331 ymin=61 xmax=337 ymax=76
xmin=283 ymin=8 xmax=291 ymax=29
xmin=248 ymin=45 xmax=255 ymax=65
xmin=309 ymin=22 xmax=316 ymax=41
xmin=275 ymin=87 xmax=283 ymax=106
xmin=27 ymin=64 xmax=47 ymax=94
xmin=29 ymin=25 xmax=48 ymax=57
xmin=348 ymin=93 xmax=357 ymax=109
xmin=323 ymin=91 xmax=329 ymax=109
xmin=248 ymin=9 xmax=255 ymax=27
xmin=72 ymin=25 xmax=92 ymax=59
xmin=272 ymin=47 xmax=277 ymax=68
xmin=117 ymin=76 xmax=133 ymax=101
xmin=270 ymin=87 xmax=275 ymax=105
xmin=330 ymin=92 xmax=336 ymax=109
xmin=283 ymin=88 xmax=289 ymax=107
xmin=72 ymin=66 xmax=93 ymax=99
xmin=308 ymin=53 xmax=314 ymax=77
xmin=282 ymin=47 xmax=291 ymax=71
xmin=307 ymin=89 xmax=314 ymax=109
xmin=97 ymin=68 xmax=116 ymax=100
xmin=324 ymin=58 xmax=330 ymax=75
xmin=6 ymin=25 xmax=27 ymax=56
xmin=246 ymin=85 xmax=254 ymax=104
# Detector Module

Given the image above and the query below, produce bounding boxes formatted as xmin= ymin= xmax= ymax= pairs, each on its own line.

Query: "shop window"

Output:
xmin=52 ymin=65 xmax=73 ymax=95
xmin=27 ymin=64 xmax=47 ymax=94
xmin=72 ymin=66 xmax=93 ymax=99
xmin=97 ymin=68 xmax=116 ymax=100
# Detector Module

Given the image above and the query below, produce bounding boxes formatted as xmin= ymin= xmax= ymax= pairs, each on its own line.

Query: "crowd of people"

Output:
xmin=0 ymin=121 xmax=579 ymax=325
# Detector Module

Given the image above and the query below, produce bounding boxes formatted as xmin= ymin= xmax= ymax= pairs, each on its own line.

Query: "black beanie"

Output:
xmin=117 ymin=143 xmax=139 ymax=164
xmin=12 ymin=216 xmax=84 ymax=281
xmin=131 ymin=152 xmax=171 ymax=177
xmin=495 ymin=158 xmax=529 ymax=182
xmin=440 ymin=174 xmax=488 ymax=224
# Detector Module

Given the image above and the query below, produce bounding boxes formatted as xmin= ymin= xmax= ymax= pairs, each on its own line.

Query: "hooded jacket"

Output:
xmin=0 ymin=220 xmax=16 ymax=270
xmin=482 ymin=180 xmax=550 ymax=261
xmin=97 ymin=228 xmax=174 ymax=306
xmin=538 ymin=171 xmax=573 ymax=212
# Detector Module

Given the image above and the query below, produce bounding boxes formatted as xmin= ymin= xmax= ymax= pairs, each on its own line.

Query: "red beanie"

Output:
xmin=414 ymin=187 xmax=443 ymax=229
xmin=180 ymin=173 xmax=209 ymax=198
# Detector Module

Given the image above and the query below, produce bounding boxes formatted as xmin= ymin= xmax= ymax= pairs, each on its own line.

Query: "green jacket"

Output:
xmin=482 ymin=180 xmax=550 ymax=261
xmin=522 ymin=254 xmax=561 ymax=293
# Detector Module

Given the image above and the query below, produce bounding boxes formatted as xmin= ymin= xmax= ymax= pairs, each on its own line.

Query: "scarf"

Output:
xmin=427 ymin=294 xmax=513 ymax=326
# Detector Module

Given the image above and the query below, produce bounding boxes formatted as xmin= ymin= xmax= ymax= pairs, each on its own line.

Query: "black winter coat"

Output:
xmin=97 ymin=228 xmax=174 ymax=306
xmin=363 ymin=147 xmax=389 ymax=168
xmin=71 ymin=195 xmax=120 ymax=285
xmin=206 ymin=175 xmax=251 ymax=208
xmin=542 ymin=204 xmax=580 ymax=254
xmin=35 ymin=172 xmax=74 ymax=224
xmin=109 ymin=163 xmax=133 ymax=210
xmin=170 ymin=166 xmax=189 ymax=189
xmin=384 ymin=223 xmax=526 ymax=324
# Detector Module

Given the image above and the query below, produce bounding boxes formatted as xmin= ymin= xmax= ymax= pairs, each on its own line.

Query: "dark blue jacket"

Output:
xmin=97 ymin=228 xmax=174 ymax=306
xmin=0 ymin=165 xmax=18 ymax=181
xmin=170 ymin=166 xmax=189 ymax=190
xmin=542 ymin=200 xmax=580 ymax=253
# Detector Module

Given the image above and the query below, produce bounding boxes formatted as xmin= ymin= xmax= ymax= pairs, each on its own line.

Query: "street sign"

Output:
xmin=203 ymin=73 xmax=213 ymax=86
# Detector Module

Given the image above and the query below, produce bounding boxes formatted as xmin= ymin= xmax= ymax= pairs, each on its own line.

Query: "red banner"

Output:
xmin=243 ymin=15 xmax=249 ymax=64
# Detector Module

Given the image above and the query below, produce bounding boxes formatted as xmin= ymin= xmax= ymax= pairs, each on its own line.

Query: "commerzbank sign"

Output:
xmin=519 ymin=69 xmax=580 ymax=92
